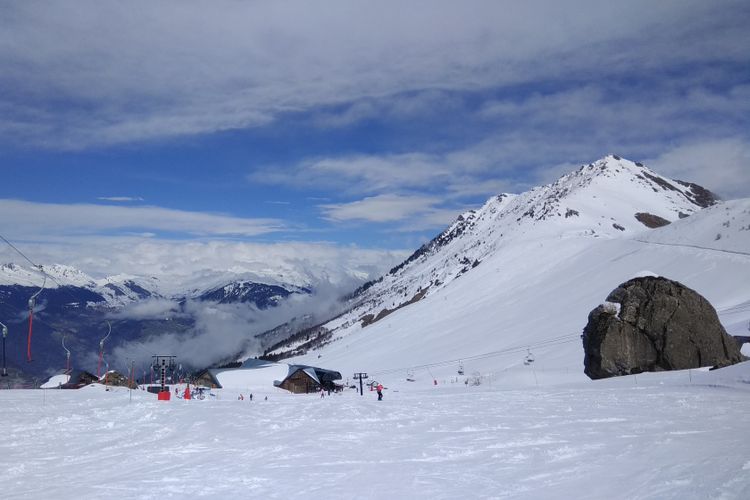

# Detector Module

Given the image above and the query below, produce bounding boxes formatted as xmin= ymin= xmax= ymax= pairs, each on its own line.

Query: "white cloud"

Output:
xmin=319 ymin=194 xmax=442 ymax=223
xmin=1 ymin=1 xmax=747 ymax=149
xmin=258 ymin=153 xmax=454 ymax=196
xmin=97 ymin=196 xmax=144 ymax=202
xmin=0 ymin=199 xmax=283 ymax=238
xmin=249 ymin=79 xmax=750 ymax=203
xmin=0 ymin=234 xmax=408 ymax=294
xmin=109 ymin=298 xmax=182 ymax=320
xmin=644 ymin=138 xmax=750 ymax=200
xmin=110 ymin=280 xmax=361 ymax=370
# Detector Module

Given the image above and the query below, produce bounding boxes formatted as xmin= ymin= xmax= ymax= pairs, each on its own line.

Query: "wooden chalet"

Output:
xmin=60 ymin=370 xmax=98 ymax=389
xmin=275 ymin=365 xmax=343 ymax=394
xmin=193 ymin=369 xmax=223 ymax=389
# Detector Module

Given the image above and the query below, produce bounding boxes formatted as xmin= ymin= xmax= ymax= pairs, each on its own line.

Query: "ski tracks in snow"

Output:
xmin=0 ymin=383 xmax=749 ymax=499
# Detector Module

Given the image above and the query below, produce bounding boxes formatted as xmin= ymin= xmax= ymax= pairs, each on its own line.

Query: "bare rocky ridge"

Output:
xmin=582 ymin=276 xmax=744 ymax=379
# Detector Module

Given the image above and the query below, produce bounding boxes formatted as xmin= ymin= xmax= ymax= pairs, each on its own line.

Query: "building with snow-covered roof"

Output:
xmin=196 ymin=359 xmax=343 ymax=394
xmin=275 ymin=365 xmax=343 ymax=394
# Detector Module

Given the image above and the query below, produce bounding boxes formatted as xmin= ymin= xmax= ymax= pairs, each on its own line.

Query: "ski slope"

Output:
xmin=289 ymin=231 xmax=750 ymax=388
xmin=2 ymin=365 xmax=749 ymax=500
xmin=274 ymin=159 xmax=749 ymax=388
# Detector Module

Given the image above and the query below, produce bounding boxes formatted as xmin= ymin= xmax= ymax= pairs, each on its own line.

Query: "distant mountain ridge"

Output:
xmin=195 ymin=280 xmax=311 ymax=308
xmin=0 ymin=262 xmax=311 ymax=310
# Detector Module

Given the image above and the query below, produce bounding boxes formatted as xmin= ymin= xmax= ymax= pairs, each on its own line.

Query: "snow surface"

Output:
xmin=39 ymin=374 xmax=69 ymax=389
xmin=212 ymin=361 xmax=291 ymax=391
xmin=2 ymin=364 xmax=749 ymax=499
xmin=287 ymin=231 xmax=750 ymax=386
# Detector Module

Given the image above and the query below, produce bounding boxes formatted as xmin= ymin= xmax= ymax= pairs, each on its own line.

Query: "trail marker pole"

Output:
xmin=129 ymin=360 xmax=135 ymax=402
xmin=353 ymin=372 xmax=368 ymax=396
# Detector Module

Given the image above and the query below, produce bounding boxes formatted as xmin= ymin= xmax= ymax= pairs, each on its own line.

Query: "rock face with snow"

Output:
xmin=582 ymin=276 xmax=744 ymax=379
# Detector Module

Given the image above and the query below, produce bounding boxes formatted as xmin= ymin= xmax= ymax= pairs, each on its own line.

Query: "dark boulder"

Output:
xmin=583 ymin=276 xmax=744 ymax=379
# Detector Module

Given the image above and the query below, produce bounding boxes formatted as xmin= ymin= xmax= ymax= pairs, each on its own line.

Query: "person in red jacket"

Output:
xmin=377 ymin=384 xmax=383 ymax=401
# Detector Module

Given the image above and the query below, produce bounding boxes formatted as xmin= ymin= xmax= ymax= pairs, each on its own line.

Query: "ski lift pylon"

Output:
xmin=26 ymin=268 xmax=46 ymax=362
xmin=62 ymin=334 xmax=71 ymax=374
xmin=97 ymin=321 xmax=111 ymax=378
xmin=0 ymin=321 xmax=8 ymax=377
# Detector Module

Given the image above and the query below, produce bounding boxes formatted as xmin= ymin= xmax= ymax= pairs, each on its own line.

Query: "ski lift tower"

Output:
xmin=0 ymin=321 xmax=8 ymax=377
xmin=152 ymin=355 xmax=176 ymax=401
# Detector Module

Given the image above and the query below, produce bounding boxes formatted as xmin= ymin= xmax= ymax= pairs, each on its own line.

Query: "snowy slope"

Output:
xmin=638 ymin=198 xmax=750 ymax=254
xmin=3 ymin=364 xmax=750 ymax=499
xmin=274 ymin=156 xmax=748 ymax=387
xmin=0 ymin=263 xmax=96 ymax=288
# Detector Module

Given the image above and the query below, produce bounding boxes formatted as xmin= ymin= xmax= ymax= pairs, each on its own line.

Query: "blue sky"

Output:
xmin=1 ymin=0 xmax=748 ymax=281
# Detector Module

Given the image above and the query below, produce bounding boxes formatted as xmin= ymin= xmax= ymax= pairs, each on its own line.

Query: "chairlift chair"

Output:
xmin=457 ymin=361 xmax=464 ymax=375
xmin=524 ymin=348 xmax=535 ymax=366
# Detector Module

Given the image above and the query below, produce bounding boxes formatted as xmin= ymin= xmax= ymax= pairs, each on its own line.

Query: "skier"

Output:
xmin=377 ymin=383 xmax=383 ymax=401
xmin=249 ymin=393 xmax=253 ymax=401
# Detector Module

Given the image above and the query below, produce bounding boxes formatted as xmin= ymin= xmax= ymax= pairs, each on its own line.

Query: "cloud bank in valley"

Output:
xmin=110 ymin=278 xmax=357 ymax=371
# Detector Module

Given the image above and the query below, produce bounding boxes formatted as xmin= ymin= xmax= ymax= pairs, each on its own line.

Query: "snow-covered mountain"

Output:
xmin=268 ymin=156 xmax=749 ymax=384
xmin=194 ymin=280 xmax=311 ymax=308
xmin=343 ymin=155 xmax=719 ymax=326
xmin=0 ymin=263 xmax=162 ymax=307
xmin=0 ymin=262 xmax=314 ymax=310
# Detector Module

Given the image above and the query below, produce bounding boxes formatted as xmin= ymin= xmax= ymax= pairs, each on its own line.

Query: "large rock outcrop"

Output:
xmin=583 ymin=276 xmax=744 ymax=379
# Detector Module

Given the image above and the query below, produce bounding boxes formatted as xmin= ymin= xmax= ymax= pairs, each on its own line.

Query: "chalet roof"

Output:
xmin=197 ymin=369 xmax=224 ymax=388
xmin=285 ymin=365 xmax=342 ymax=383
xmin=240 ymin=358 xmax=277 ymax=369
xmin=60 ymin=370 xmax=98 ymax=388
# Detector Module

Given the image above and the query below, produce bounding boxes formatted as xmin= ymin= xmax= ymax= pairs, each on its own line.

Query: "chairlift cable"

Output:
xmin=0 ymin=233 xmax=99 ymax=306
xmin=371 ymin=333 xmax=580 ymax=377
xmin=0 ymin=234 xmax=40 ymax=269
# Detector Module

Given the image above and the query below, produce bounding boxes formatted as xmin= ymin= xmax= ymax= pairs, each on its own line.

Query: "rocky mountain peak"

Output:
xmin=279 ymin=155 xmax=732 ymax=361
